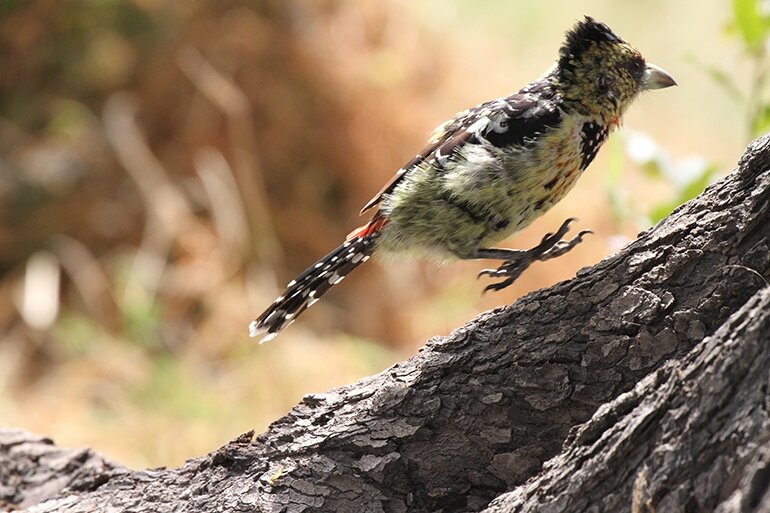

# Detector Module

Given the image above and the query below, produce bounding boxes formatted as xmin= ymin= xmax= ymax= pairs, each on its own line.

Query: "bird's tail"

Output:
xmin=249 ymin=217 xmax=386 ymax=343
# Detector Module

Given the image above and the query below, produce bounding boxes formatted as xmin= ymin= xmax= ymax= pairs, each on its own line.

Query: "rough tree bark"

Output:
xmin=2 ymin=134 xmax=770 ymax=513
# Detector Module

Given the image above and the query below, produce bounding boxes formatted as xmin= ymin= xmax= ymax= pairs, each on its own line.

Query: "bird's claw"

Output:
xmin=539 ymin=228 xmax=593 ymax=260
xmin=479 ymin=219 xmax=592 ymax=293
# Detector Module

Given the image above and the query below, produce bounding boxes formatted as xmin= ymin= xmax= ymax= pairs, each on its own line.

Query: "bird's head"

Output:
xmin=555 ymin=16 xmax=676 ymax=120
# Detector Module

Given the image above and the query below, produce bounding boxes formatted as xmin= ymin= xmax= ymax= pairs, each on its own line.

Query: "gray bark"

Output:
xmin=482 ymin=285 xmax=770 ymax=513
xmin=2 ymin=134 xmax=770 ymax=513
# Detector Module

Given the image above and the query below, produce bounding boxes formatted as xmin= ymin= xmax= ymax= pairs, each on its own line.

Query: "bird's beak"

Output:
xmin=642 ymin=63 xmax=677 ymax=90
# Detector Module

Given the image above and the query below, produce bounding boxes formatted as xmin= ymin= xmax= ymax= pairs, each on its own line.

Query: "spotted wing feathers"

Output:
xmin=359 ymin=92 xmax=561 ymax=214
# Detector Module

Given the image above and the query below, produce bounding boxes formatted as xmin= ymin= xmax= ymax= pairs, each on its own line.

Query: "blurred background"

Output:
xmin=1 ymin=0 xmax=768 ymax=469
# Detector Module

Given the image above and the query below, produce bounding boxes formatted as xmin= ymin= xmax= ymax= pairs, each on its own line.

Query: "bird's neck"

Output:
xmin=541 ymin=68 xmax=628 ymax=124
xmin=519 ymin=69 xmax=626 ymax=129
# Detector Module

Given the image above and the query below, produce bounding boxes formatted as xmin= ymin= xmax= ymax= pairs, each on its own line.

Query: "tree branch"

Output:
xmin=3 ymin=134 xmax=770 ymax=513
xmin=482 ymin=285 xmax=770 ymax=513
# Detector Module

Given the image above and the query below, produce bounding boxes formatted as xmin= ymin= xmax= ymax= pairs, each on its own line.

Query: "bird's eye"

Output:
xmin=627 ymin=58 xmax=645 ymax=78
xmin=499 ymin=120 xmax=508 ymax=128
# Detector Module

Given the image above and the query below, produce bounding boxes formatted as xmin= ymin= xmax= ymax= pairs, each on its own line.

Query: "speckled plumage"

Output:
xmin=251 ymin=16 xmax=675 ymax=341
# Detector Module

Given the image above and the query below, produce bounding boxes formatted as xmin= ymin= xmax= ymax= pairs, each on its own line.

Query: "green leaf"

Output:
xmin=676 ymin=166 xmax=716 ymax=205
xmin=751 ymin=104 xmax=770 ymax=136
xmin=649 ymin=200 xmax=679 ymax=224
xmin=641 ymin=160 xmax=666 ymax=179
xmin=733 ymin=0 xmax=770 ymax=52
xmin=648 ymin=166 xmax=718 ymax=224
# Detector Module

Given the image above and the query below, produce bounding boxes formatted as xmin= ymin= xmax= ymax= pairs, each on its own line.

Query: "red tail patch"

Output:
xmin=347 ymin=216 xmax=388 ymax=240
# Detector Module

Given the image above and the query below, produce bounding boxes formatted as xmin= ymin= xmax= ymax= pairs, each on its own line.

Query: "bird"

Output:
xmin=250 ymin=16 xmax=676 ymax=343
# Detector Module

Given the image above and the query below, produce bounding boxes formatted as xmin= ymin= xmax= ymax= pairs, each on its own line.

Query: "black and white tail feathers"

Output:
xmin=249 ymin=230 xmax=380 ymax=343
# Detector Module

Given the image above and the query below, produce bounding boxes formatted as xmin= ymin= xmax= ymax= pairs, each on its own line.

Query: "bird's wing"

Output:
xmin=359 ymin=100 xmax=498 ymax=215
xmin=359 ymin=93 xmax=561 ymax=215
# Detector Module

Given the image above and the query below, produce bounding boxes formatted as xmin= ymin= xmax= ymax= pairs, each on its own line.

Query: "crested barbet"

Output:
xmin=250 ymin=16 xmax=676 ymax=342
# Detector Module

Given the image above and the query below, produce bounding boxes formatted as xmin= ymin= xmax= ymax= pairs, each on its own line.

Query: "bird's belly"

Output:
xmin=479 ymin=135 xmax=586 ymax=243
xmin=377 ymin=128 xmax=587 ymax=259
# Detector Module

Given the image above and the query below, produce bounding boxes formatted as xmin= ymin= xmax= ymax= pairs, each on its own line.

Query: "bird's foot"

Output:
xmin=478 ymin=218 xmax=592 ymax=293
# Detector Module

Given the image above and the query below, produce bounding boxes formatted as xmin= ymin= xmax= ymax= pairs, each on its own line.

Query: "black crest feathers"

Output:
xmin=559 ymin=16 xmax=624 ymax=64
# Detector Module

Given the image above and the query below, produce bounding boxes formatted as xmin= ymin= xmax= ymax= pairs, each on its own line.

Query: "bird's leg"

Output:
xmin=473 ymin=218 xmax=592 ymax=293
